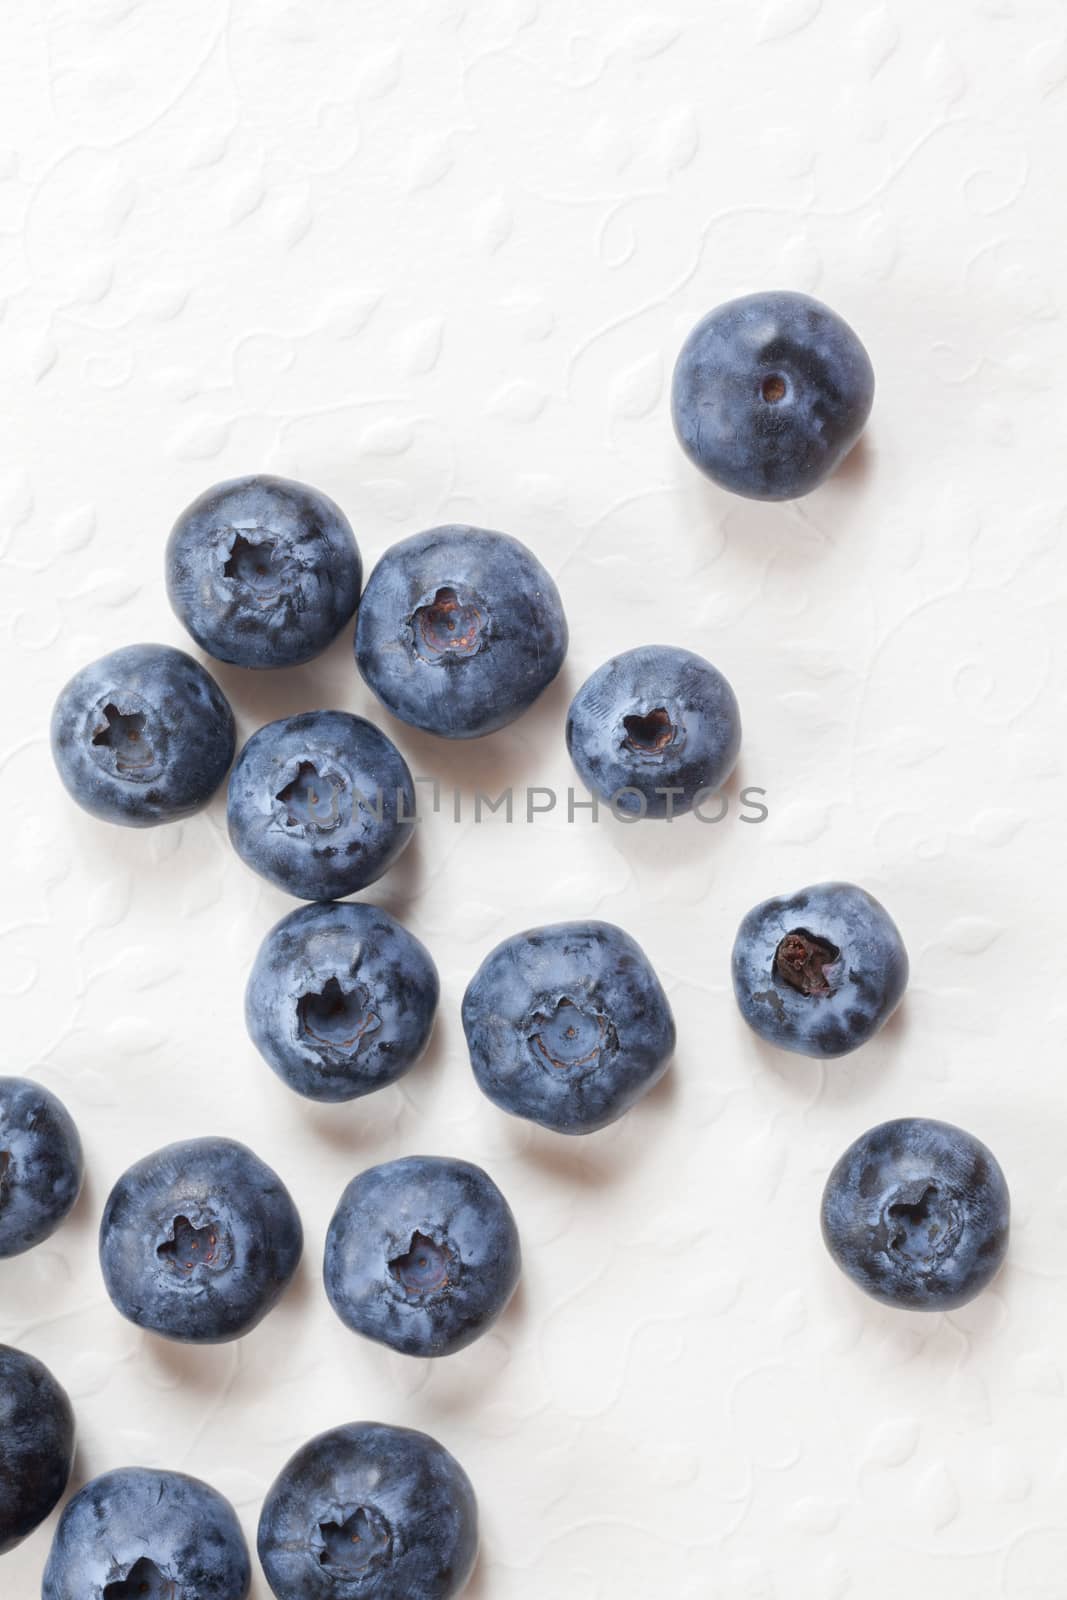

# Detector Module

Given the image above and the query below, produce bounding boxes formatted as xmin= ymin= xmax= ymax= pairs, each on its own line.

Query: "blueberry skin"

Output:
xmin=462 ymin=921 xmax=676 ymax=1135
xmin=0 ymin=1078 xmax=83 ymax=1258
xmin=258 ymin=1421 xmax=477 ymax=1600
xmin=732 ymin=882 xmax=908 ymax=1059
xmin=51 ymin=643 xmax=236 ymax=827
xmin=246 ymin=902 xmax=439 ymax=1103
xmin=821 ymin=1118 xmax=1010 ymax=1312
xmin=671 ymin=291 xmax=874 ymax=500
xmin=354 ymin=525 xmax=568 ymax=738
xmin=566 ymin=645 xmax=741 ymax=818
xmin=166 ymin=474 xmax=362 ymax=670
xmin=42 ymin=1466 xmax=251 ymax=1599
xmin=0 ymin=1345 xmax=74 ymax=1555
xmin=99 ymin=1137 xmax=303 ymax=1344
xmin=324 ymin=1156 xmax=520 ymax=1358
xmin=227 ymin=711 xmax=415 ymax=902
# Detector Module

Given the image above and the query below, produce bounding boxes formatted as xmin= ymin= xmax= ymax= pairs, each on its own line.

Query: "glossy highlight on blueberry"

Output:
xmin=671 ymin=290 xmax=874 ymax=500
xmin=355 ymin=525 xmax=568 ymax=738
xmin=51 ymin=643 xmax=236 ymax=827
xmin=227 ymin=710 xmax=415 ymax=901
xmin=732 ymin=881 xmax=908 ymax=1058
xmin=0 ymin=1344 xmax=75 ymax=1555
xmin=99 ymin=1137 xmax=302 ymax=1344
xmin=246 ymin=900 xmax=439 ymax=1102
xmin=462 ymin=920 xmax=675 ymax=1134
xmin=821 ymin=1118 xmax=1010 ymax=1311
xmin=566 ymin=645 xmax=741 ymax=817
xmin=0 ymin=1077 xmax=83 ymax=1258
xmin=257 ymin=1421 xmax=477 ymax=1600
xmin=42 ymin=1467 xmax=251 ymax=1599
xmin=166 ymin=474 xmax=362 ymax=669
xmin=324 ymin=1155 xmax=520 ymax=1358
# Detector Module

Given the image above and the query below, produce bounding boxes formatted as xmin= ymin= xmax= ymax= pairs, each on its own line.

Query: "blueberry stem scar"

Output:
xmin=157 ymin=1215 xmax=221 ymax=1273
xmin=622 ymin=707 xmax=675 ymax=753
xmin=774 ymin=929 xmax=839 ymax=996
xmin=388 ymin=1230 xmax=453 ymax=1294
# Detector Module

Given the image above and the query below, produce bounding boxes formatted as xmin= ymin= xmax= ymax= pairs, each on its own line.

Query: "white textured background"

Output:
xmin=3 ymin=1 xmax=1067 ymax=1595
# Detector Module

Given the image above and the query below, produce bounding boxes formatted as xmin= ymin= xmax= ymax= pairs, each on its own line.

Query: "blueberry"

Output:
xmin=0 ymin=1077 xmax=83 ymax=1258
xmin=166 ymin=474 xmax=362 ymax=669
xmin=51 ymin=643 xmax=236 ymax=827
xmin=246 ymin=901 xmax=439 ymax=1102
xmin=324 ymin=1155 xmax=520 ymax=1358
xmin=566 ymin=645 xmax=741 ymax=818
xmin=732 ymin=882 xmax=908 ymax=1058
xmin=257 ymin=1421 xmax=477 ymax=1600
xmin=0 ymin=1345 xmax=74 ymax=1555
xmin=42 ymin=1466 xmax=251 ymax=1598
xmin=462 ymin=920 xmax=676 ymax=1134
xmin=821 ymin=1118 xmax=1010 ymax=1311
xmin=99 ymin=1137 xmax=302 ymax=1344
xmin=671 ymin=291 xmax=874 ymax=500
xmin=227 ymin=711 xmax=415 ymax=902
xmin=354 ymin=525 xmax=568 ymax=738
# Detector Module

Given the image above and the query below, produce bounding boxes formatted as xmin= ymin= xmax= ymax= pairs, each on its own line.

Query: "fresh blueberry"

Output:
xmin=42 ymin=1466 xmax=251 ymax=1598
xmin=566 ymin=645 xmax=741 ymax=818
xmin=51 ymin=643 xmax=236 ymax=827
xmin=227 ymin=710 xmax=415 ymax=902
xmin=0 ymin=1345 xmax=74 ymax=1555
xmin=258 ymin=1421 xmax=477 ymax=1600
xmin=462 ymin=920 xmax=676 ymax=1134
xmin=324 ymin=1155 xmax=520 ymax=1358
xmin=166 ymin=474 xmax=362 ymax=670
xmin=671 ymin=291 xmax=874 ymax=500
xmin=246 ymin=901 xmax=439 ymax=1102
xmin=732 ymin=881 xmax=908 ymax=1059
xmin=0 ymin=1078 xmax=83 ymax=1258
xmin=821 ymin=1118 xmax=1010 ymax=1311
xmin=99 ymin=1137 xmax=302 ymax=1344
xmin=354 ymin=525 xmax=568 ymax=738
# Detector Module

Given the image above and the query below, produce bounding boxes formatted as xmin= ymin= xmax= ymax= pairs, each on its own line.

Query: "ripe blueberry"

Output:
xmin=821 ymin=1118 xmax=1010 ymax=1311
xmin=355 ymin=525 xmax=568 ymax=738
xmin=0 ymin=1077 xmax=83 ymax=1258
xmin=246 ymin=901 xmax=439 ymax=1102
xmin=672 ymin=291 xmax=874 ymax=500
xmin=462 ymin=920 xmax=675 ymax=1134
xmin=732 ymin=882 xmax=907 ymax=1058
xmin=566 ymin=644 xmax=741 ymax=817
xmin=51 ymin=643 xmax=235 ymax=827
xmin=166 ymin=474 xmax=362 ymax=669
xmin=42 ymin=1466 xmax=250 ymax=1598
xmin=227 ymin=710 xmax=415 ymax=902
xmin=324 ymin=1155 xmax=520 ymax=1357
xmin=99 ymin=1137 xmax=303 ymax=1344
xmin=258 ymin=1421 xmax=477 ymax=1600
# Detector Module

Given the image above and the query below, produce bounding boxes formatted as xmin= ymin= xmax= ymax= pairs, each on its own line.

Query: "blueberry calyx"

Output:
xmin=156 ymin=1214 xmax=229 ymax=1275
xmin=760 ymin=373 xmax=787 ymax=403
xmin=317 ymin=1504 xmax=393 ymax=1575
xmin=89 ymin=697 xmax=160 ymax=782
xmin=410 ymin=585 xmax=486 ymax=664
xmin=221 ymin=529 xmax=296 ymax=605
xmin=388 ymin=1230 xmax=456 ymax=1296
xmin=526 ymin=996 xmax=618 ymax=1075
xmin=296 ymin=977 xmax=381 ymax=1056
xmin=621 ymin=706 xmax=678 ymax=755
xmin=103 ymin=1556 xmax=177 ymax=1599
xmin=275 ymin=759 xmax=348 ymax=832
xmin=881 ymin=1180 xmax=964 ymax=1275
xmin=774 ymin=929 xmax=840 ymax=997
